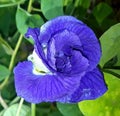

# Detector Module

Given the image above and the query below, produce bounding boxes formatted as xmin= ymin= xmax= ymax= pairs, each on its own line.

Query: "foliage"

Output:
xmin=0 ymin=0 xmax=120 ymax=116
xmin=79 ymin=73 xmax=120 ymax=116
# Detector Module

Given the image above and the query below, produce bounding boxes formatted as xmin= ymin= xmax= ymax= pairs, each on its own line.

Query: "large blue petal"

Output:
xmin=14 ymin=61 xmax=84 ymax=103
xmin=57 ymin=68 xmax=107 ymax=103
xmin=69 ymin=68 xmax=107 ymax=103
xmin=39 ymin=16 xmax=101 ymax=71
xmin=39 ymin=16 xmax=83 ymax=44
xmin=47 ymin=29 xmax=88 ymax=72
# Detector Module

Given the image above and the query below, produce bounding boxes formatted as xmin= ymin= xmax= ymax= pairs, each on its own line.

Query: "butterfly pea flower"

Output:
xmin=14 ymin=16 xmax=107 ymax=103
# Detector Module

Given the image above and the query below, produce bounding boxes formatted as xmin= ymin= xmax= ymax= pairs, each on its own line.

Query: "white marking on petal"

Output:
xmin=28 ymin=50 xmax=52 ymax=75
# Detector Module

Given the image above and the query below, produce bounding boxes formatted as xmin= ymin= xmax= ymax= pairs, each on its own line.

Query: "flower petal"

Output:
xmin=57 ymin=68 xmax=107 ymax=103
xmin=77 ymin=26 xmax=101 ymax=71
xmin=14 ymin=61 xmax=84 ymax=103
xmin=47 ymin=29 xmax=89 ymax=75
xmin=70 ymin=51 xmax=89 ymax=75
xmin=25 ymin=27 xmax=40 ymax=41
xmin=69 ymin=68 xmax=107 ymax=103
xmin=24 ymin=27 xmax=44 ymax=61
xmin=39 ymin=16 xmax=101 ymax=71
xmin=39 ymin=16 xmax=83 ymax=44
xmin=25 ymin=28 xmax=55 ymax=73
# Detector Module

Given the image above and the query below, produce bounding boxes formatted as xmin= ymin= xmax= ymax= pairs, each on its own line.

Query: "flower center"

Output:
xmin=55 ymin=51 xmax=72 ymax=73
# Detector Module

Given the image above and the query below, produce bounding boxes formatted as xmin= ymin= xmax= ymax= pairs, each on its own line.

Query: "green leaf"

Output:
xmin=100 ymin=23 xmax=120 ymax=67
xmin=79 ymin=72 xmax=120 ymax=116
xmin=16 ymin=7 xmax=44 ymax=44
xmin=27 ymin=14 xmax=44 ymax=28
xmin=79 ymin=0 xmax=91 ymax=9
xmin=0 ymin=36 xmax=13 ymax=55
xmin=16 ymin=7 xmax=31 ymax=35
xmin=1 ymin=79 xmax=16 ymax=100
xmin=0 ymin=110 xmax=5 ymax=116
xmin=64 ymin=1 xmax=74 ymax=15
xmin=41 ymin=0 xmax=64 ymax=20
xmin=115 ymin=53 xmax=120 ymax=66
xmin=93 ymin=2 xmax=113 ymax=24
xmin=57 ymin=103 xmax=83 ymax=116
xmin=0 ymin=7 xmax=16 ymax=37
xmin=0 ymin=64 xmax=10 ymax=81
xmin=0 ymin=0 xmax=25 ymax=7
xmin=109 ymin=69 xmax=120 ymax=76
xmin=16 ymin=7 xmax=44 ymax=35
xmin=3 ymin=104 xmax=30 ymax=116
xmin=49 ymin=111 xmax=63 ymax=116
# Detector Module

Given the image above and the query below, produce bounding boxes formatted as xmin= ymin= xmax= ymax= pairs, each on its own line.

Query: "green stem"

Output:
xmin=74 ymin=0 xmax=80 ymax=7
xmin=0 ymin=92 xmax=8 ymax=109
xmin=0 ymin=34 xmax=23 ymax=90
xmin=31 ymin=104 xmax=36 ymax=116
xmin=0 ymin=0 xmax=25 ymax=8
xmin=9 ymin=96 xmax=20 ymax=105
xmin=0 ymin=0 xmax=33 ymax=90
xmin=64 ymin=0 xmax=69 ymax=6
xmin=32 ymin=7 xmax=42 ymax=12
xmin=27 ymin=0 xmax=33 ymax=13
xmin=9 ymin=34 xmax=23 ymax=71
xmin=16 ymin=98 xmax=24 ymax=116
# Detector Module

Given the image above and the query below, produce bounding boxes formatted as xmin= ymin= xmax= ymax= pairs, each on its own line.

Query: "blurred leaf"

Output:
xmin=41 ymin=0 xmax=63 ymax=20
xmin=57 ymin=103 xmax=83 ymax=116
xmin=1 ymin=79 xmax=16 ymax=100
xmin=79 ymin=0 xmax=91 ymax=9
xmin=36 ymin=103 xmax=50 ymax=116
xmin=16 ymin=6 xmax=44 ymax=35
xmin=49 ymin=111 xmax=63 ymax=116
xmin=0 ymin=0 xmax=25 ymax=7
xmin=65 ymin=1 xmax=74 ymax=15
xmin=3 ymin=104 xmax=30 ymax=116
xmin=63 ymin=0 xmax=72 ymax=6
xmin=0 ymin=45 xmax=11 ymax=66
xmin=0 ymin=64 xmax=10 ymax=81
xmin=100 ymin=23 xmax=120 ymax=67
xmin=0 ymin=36 xmax=13 ymax=55
xmin=79 ymin=72 xmax=120 ymax=116
xmin=101 ymin=18 xmax=117 ymax=32
xmin=0 ymin=110 xmax=5 ymax=116
xmin=93 ymin=2 xmax=113 ymax=24
xmin=0 ymin=7 xmax=16 ymax=37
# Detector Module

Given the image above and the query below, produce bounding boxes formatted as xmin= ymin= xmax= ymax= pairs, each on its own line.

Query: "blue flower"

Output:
xmin=14 ymin=16 xmax=107 ymax=103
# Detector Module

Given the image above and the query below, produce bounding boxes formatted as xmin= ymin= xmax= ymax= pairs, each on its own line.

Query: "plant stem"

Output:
xmin=27 ymin=0 xmax=33 ymax=13
xmin=74 ymin=0 xmax=80 ymax=7
xmin=0 ymin=0 xmax=25 ymax=8
xmin=29 ymin=2 xmax=36 ymax=113
xmin=9 ymin=34 xmax=23 ymax=71
xmin=9 ymin=96 xmax=20 ymax=105
xmin=31 ymin=104 xmax=36 ymax=116
xmin=64 ymin=0 xmax=69 ymax=6
xmin=0 ymin=93 xmax=8 ymax=109
xmin=16 ymin=98 xmax=24 ymax=116
xmin=0 ymin=34 xmax=23 ymax=90
xmin=32 ymin=7 xmax=42 ymax=12
xmin=0 ymin=0 xmax=33 ymax=90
